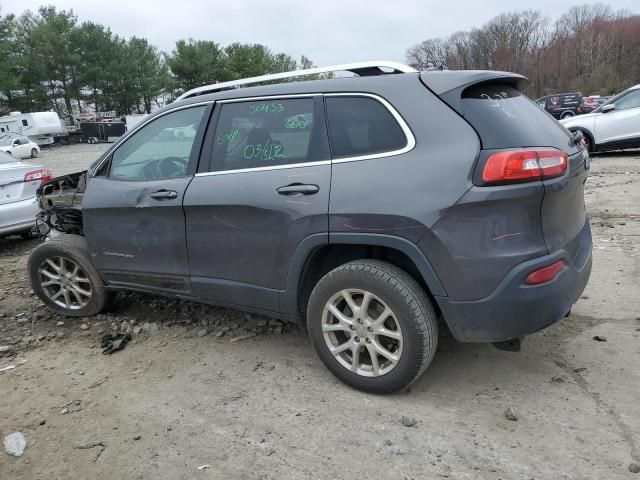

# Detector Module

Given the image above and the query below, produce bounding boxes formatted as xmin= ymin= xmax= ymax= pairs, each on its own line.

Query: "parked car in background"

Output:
xmin=0 ymin=137 xmax=41 ymax=159
xmin=28 ymin=61 xmax=592 ymax=393
xmin=536 ymin=92 xmax=583 ymax=119
xmin=581 ymin=96 xmax=608 ymax=114
xmin=561 ymin=84 xmax=640 ymax=152
xmin=0 ymin=150 xmax=51 ymax=238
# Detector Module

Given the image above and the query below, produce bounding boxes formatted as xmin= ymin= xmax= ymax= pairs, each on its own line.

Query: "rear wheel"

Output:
xmin=28 ymin=234 xmax=113 ymax=317
xmin=30 ymin=148 xmax=39 ymax=158
xmin=561 ymin=111 xmax=575 ymax=119
xmin=307 ymin=260 xmax=438 ymax=393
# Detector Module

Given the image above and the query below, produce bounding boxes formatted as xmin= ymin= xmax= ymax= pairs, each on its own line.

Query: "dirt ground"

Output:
xmin=1 ymin=144 xmax=639 ymax=479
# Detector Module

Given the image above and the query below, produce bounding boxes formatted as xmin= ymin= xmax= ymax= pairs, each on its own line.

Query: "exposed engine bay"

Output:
xmin=36 ymin=171 xmax=87 ymax=237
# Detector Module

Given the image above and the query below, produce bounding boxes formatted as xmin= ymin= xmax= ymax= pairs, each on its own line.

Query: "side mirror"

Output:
xmin=601 ymin=104 xmax=616 ymax=113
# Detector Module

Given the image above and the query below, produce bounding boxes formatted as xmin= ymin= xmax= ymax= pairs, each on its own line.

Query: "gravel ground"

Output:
xmin=1 ymin=144 xmax=639 ymax=479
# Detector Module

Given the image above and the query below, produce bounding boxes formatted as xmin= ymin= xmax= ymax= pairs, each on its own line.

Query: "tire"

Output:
xmin=561 ymin=111 xmax=574 ymax=119
xmin=27 ymin=234 xmax=113 ymax=317
xmin=307 ymin=260 xmax=438 ymax=393
xmin=30 ymin=148 xmax=39 ymax=158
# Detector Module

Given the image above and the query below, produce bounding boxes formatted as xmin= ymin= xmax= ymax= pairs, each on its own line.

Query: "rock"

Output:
xmin=592 ymin=335 xmax=607 ymax=342
xmin=215 ymin=330 xmax=225 ymax=338
xmin=120 ymin=322 xmax=130 ymax=332
xmin=4 ymin=432 xmax=27 ymax=457
xmin=268 ymin=319 xmax=280 ymax=327
xmin=133 ymin=435 xmax=141 ymax=441
xmin=0 ymin=345 xmax=12 ymax=354
xmin=629 ymin=462 xmax=640 ymax=474
xmin=149 ymin=322 xmax=159 ymax=332
xmin=56 ymin=321 xmax=65 ymax=326
xmin=505 ymin=407 xmax=518 ymax=421
xmin=197 ymin=328 xmax=209 ymax=337
xmin=80 ymin=323 xmax=89 ymax=330
xmin=257 ymin=319 xmax=267 ymax=327
xmin=132 ymin=326 xmax=142 ymax=335
xmin=401 ymin=416 xmax=417 ymax=427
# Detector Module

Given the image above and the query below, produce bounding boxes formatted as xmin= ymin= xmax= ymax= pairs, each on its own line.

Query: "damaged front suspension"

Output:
xmin=36 ymin=171 xmax=87 ymax=237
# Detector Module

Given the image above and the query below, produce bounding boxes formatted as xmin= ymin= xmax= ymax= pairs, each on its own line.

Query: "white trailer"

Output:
xmin=0 ymin=112 xmax=66 ymax=146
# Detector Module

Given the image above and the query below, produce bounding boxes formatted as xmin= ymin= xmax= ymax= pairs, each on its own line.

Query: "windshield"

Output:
xmin=593 ymin=88 xmax=636 ymax=113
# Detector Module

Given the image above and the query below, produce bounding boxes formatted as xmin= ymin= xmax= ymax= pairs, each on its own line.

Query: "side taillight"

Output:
xmin=524 ymin=260 xmax=566 ymax=285
xmin=24 ymin=169 xmax=53 ymax=184
xmin=482 ymin=148 xmax=568 ymax=184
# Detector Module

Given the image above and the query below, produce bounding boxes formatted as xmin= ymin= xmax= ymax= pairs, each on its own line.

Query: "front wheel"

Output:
xmin=307 ymin=260 xmax=438 ymax=393
xmin=31 ymin=148 xmax=39 ymax=158
xmin=27 ymin=234 xmax=113 ymax=317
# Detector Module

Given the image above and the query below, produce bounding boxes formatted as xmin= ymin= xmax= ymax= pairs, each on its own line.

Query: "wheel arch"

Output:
xmin=281 ymin=233 xmax=446 ymax=322
xmin=568 ymin=126 xmax=595 ymax=151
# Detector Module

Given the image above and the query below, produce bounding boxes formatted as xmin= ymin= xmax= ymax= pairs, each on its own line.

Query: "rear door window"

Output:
xmin=460 ymin=84 xmax=578 ymax=152
xmin=210 ymin=98 xmax=328 ymax=172
xmin=325 ymin=96 xmax=407 ymax=159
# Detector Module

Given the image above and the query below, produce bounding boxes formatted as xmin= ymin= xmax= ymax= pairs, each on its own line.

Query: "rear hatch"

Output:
xmin=0 ymin=158 xmax=48 ymax=205
xmin=423 ymin=72 xmax=589 ymax=259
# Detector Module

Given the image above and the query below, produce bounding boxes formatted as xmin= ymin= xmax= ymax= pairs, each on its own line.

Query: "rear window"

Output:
xmin=461 ymin=84 xmax=576 ymax=151
xmin=325 ymin=97 xmax=407 ymax=159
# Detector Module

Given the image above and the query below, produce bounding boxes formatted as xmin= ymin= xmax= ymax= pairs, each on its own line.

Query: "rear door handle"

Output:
xmin=150 ymin=189 xmax=178 ymax=200
xmin=276 ymin=184 xmax=319 ymax=196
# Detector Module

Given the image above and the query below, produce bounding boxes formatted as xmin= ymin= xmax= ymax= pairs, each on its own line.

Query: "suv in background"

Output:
xmin=536 ymin=92 xmax=583 ymax=119
xmin=561 ymin=84 xmax=640 ymax=152
xmin=28 ymin=62 xmax=592 ymax=393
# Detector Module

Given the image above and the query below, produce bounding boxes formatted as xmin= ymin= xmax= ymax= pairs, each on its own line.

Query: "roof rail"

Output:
xmin=175 ymin=61 xmax=418 ymax=101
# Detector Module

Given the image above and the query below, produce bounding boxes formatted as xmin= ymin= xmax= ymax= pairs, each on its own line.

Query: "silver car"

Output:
xmin=0 ymin=150 xmax=51 ymax=238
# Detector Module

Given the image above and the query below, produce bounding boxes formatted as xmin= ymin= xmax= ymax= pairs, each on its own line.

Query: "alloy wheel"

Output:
xmin=322 ymin=289 xmax=403 ymax=377
xmin=38 ymin=256 xmax=92 ymax=310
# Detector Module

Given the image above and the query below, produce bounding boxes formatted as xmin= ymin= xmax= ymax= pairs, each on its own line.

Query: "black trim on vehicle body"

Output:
xmin=280 ymin=232 xmax=447 ymax=317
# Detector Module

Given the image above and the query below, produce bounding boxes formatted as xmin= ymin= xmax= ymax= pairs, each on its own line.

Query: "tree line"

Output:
xmin=0 ymin=5 xmax=314 ymax=120
xmin=406 ymin=4 xmax=640 ymax=99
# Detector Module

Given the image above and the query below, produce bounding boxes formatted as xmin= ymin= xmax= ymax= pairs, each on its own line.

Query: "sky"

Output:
xmin=1 ymin=0 xmax=638 ymax=65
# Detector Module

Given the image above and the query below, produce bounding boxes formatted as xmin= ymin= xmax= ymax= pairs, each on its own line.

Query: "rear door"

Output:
xmin=83 ymin=105 xmax=210 ymax=292
xmin=595 ymin=89 xmax=640 ymax=145
xmin=183 ymin=96 xmax=331 ymax=312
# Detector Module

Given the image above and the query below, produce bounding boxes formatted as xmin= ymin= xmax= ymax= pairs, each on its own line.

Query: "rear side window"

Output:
xmin=211 ymin=98 xmax=328 ymax=171
xmin=461 ymin=84 xmax=575 ymax=151
xmin=325 ymin=96 xmax=407 ymax=159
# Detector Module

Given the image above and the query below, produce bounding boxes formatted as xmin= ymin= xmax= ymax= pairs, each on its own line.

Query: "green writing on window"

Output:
xmin=243 ymin=140 xmax=284 ymax=161
xmin=250 ymin=103 xmax=285 ymax=115
xmin=285 ymin=118 xmax=310 ymax=129
xmin=216 ymin=129 xmax=240 ymax=144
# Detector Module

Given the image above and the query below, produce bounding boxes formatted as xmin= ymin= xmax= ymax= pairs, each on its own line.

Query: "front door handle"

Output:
xmin=276 ymin=184 xmax=320 ymax=196
xmin=150 ymin=189 xmax=178 ymax=200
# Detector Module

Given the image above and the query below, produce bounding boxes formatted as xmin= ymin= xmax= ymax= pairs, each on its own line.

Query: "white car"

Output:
xmin=561 ymin=84 xmax=640 ymax=152
xmin=0 ymin=150 xmax=51 ymax=238
xmin=0 ymin=137 xmax=41 ymax=159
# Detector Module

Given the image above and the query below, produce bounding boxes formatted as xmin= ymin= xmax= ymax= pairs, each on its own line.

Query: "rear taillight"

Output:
xmin=482 ymin=148 xmax=568 ymax=184
xmin=24 ymin=169 xmax=53 ymax=184
xmin=524 ymin=260 xmax=566 ymax=285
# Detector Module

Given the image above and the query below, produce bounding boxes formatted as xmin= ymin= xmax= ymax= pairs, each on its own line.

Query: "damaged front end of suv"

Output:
xmin=36 ymin=171 xmax=87 ymax=238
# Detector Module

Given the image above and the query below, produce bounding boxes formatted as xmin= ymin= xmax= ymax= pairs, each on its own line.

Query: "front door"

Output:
xmin=595 ymin=89 xmax=640 ymax=145
xmin=184 ymin=96 xmax=331 ymax=312
xmin=83 ymin=105 xmax=210 ymax=293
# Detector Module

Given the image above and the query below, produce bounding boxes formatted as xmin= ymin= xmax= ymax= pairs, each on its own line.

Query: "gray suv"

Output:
xmin=28 ymin=62 xmax=592 ymax=393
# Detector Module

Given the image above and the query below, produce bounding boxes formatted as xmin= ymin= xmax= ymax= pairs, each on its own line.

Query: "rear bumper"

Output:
xmin=437 ymin=222 xmax=592 ymax=342
xmin=0 ymin=197 xmax=38 ymax=236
